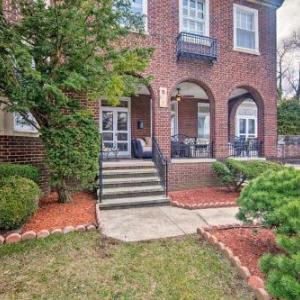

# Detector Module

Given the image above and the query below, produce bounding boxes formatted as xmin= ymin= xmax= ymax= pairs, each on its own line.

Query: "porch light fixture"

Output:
xmin=175 ymin=88 xmax=182 ymax=102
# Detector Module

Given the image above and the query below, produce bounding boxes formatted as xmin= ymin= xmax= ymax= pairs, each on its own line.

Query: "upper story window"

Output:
xmin=130 ymin=0 xmax=148 ymax=32
xmin=233 ymin=4 xmax=259 ymax=54
xmin=180 ymin=0 xmax=209 ymax=36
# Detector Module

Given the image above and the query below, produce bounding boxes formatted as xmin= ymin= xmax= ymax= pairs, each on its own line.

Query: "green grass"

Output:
xmin=0 ymin=232 xmax=253 ymax=300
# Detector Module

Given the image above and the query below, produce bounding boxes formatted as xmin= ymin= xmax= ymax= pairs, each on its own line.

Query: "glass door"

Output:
xmin=237 ymin=117 xmax=257 ymax=139
xmin=101 ymin=107 xmax=130 ymax=157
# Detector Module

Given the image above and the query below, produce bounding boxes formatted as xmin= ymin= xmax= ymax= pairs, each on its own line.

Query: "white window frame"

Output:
xmin=236 ymin=116 xmax=258 ymax=139
xmin=179 ymin=0 xmax=210 ymax=36
xmin=13 ymin=113 xmax=38 ymax=134
xmin=197 ymin=102 xmax=210 ymax=141
xmin=171 ymin=101 xmax=178 ymax=137
xmin=233 ymin=4 xmax=259 ymax=55
xmin=131 ymin=0 xmax=148 ymax=33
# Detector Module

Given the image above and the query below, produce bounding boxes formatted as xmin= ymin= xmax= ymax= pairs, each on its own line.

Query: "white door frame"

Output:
xmin=100 ymin=97 xmax=132 ymax=158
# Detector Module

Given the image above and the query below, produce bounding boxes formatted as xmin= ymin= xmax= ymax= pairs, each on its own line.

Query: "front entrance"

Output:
xmin=101 ymin=99 xmax=131 ymax=157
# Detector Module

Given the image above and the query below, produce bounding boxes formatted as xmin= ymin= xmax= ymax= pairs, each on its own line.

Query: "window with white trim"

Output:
xmin=130 ymin=0 xmax=148 ymax=31
xmin=14 ymin=113 xmax=38 ymax=133
xmin=236 ymin=99 xmax=258 ymax=139
xmin=171 ymin=101 xmax=178 ymax=137
xmin=180 ymin=0 xmax=209 ymax=36
xmin=234 ymin=5 xmax=259 ymax=53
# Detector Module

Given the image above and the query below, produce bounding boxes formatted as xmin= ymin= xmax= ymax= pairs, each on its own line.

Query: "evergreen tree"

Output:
xmin=0 ymin=0 xmax=153 ymax=202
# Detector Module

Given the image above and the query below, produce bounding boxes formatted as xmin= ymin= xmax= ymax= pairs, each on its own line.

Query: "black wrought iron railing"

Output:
xmin=98 ymin=139 xmax=104 ymax=202
xmin=228 ymin=137 xmax=263 ymax=158
xmin=152 ymin=137 xmax=168 ymax=196
xmin=171 ymin=134 xmax=213 ymax=159
xmin=176 ymin=32 xmax=218 ymax=63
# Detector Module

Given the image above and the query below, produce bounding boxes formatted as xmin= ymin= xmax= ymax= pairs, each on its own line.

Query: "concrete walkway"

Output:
xmin=100 ymin=206 xmax=241 ymax=242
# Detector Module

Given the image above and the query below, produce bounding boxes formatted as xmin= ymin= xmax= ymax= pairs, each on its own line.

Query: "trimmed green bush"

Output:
xmin=237 ymin=168 xmax=300 ymax=300
xmin=0 ymin=163 xmax=39 ymax=184
xmin=212 ymin=159 xmax=283 ymax=191
xmin=0 ymin=176 xmax=40 ymax=230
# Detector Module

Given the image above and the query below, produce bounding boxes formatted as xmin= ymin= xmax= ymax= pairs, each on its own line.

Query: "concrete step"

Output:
xmin=101 ymin=185 xmax=164 ymax=200
xmin=103 ymin=176 xmax=160 ymax=188
xmin=103 ymin=168 xmax=157 ymax=178
xmin=99 ymin=195 xmax=170 ymax=210
xmin=103 ymin=160 xmax=154 ymax=170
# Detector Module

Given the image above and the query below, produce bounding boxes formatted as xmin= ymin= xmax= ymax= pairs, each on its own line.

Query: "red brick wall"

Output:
xmin=168 ymin=162 xmax=218 ymax=191
xmin=124 ymin=0 xmax=278 ymax=159
xmin=0 ymin=136 xmax=49 ymax=193
xmin=131 ymin=95 xmax=151 ymax=139
xmin=178 ymin=98 xmax=198 ymax=137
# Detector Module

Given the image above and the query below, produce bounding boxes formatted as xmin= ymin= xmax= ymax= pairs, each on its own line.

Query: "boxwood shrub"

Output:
xmin=0 ymin=163 xmax=39 ymax=184
xmin=212 ymin=159 xmax=283 ymax=191
xmin=0 ymin=176 xmax=41 ymax=230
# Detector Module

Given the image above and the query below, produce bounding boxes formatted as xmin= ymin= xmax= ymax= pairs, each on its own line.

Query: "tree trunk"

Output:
xmin=57 ymin=179 xmax=72 ymax=203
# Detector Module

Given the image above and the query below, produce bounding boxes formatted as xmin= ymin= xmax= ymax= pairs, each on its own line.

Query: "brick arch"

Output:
xmin=227 ymin=85 xmax=265 ymax=146
xmin=169 ymin=78 xmax=216 ymax=144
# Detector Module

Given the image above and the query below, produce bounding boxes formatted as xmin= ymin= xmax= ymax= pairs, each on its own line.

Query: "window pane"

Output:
xmin=248 ymin=119 xmax=256 ymax=134
xmin=239 ymin=119 xmax=246 ymax=134
xmin=117 ymin=133 xmax=128 ymax=141
xmin=102 ymin=132 xmax=113 ymax=141
xmin=117 ymin=112 xmax=128 ymax=131
xmin=118 ymin=143 xmax=128 ymax=152
xmin=102 ymin=112 xmax=113 ymax=131
xmin=237 ymin=29 xmax=255 ymax=49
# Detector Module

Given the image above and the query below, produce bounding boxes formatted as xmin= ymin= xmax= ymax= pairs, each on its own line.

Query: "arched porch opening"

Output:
xmin=228 ymin=87 xmax=264 ymax=157
xmin=169 ymin=80 xmax=215 ymax=159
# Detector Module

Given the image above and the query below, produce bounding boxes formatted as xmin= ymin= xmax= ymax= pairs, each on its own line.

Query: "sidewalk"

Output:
xmin=100 ymin=206 xmax=241 ymax=242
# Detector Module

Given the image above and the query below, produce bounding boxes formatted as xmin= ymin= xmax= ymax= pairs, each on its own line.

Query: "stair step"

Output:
xmin=101 ymin=185 xmax=164 ymax=199
xmin=103 ymin=176 xmax=160 ymax=187
xmin=103 ymin=168 xmax=157 ymax=178
xmin=103 ymin=160 xmax=154 ymax=170
xmin=99 ymin=195 xmax=170 ymax=210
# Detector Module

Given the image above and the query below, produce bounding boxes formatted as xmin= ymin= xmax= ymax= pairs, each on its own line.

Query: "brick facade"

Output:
xmin=0 ymin=136 xmax=49 ymax=193
xmin=1 ymin=0 xmax=284 ymax=191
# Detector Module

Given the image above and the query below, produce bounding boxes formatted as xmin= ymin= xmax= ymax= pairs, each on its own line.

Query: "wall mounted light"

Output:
xmin=175 ymin=88 xmax=182 ymax=102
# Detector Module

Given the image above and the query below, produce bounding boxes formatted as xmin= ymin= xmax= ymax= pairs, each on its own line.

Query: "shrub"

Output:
xmin=0 ymin=163 xmax=39 ymax=184
xmin=212 ymin=159 xmax=283 ymax=191
xmin=0 ymin=176 xmax=40 ymax=230
xmin=237 ymin=168 xmax=300 ymax=226
xmin=278 ymin=99 xmax=300 ymax=135
xmin=237 ymin=168 xmax=300 ymax=300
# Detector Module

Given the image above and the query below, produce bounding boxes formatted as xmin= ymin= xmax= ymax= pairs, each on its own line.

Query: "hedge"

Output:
xmin=0 ymin=163 xmax=39 ymax=184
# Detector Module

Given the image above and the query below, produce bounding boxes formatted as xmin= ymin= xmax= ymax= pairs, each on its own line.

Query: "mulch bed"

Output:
xmin=22 ymin=192 xmax=97 ymax=233
xmin=211 ymin=227 xmax=281 ymax=278
xmin=169 ymin=187 xmax=239 ymax=209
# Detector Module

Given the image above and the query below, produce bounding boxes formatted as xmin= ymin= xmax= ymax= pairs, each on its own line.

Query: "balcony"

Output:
xmin=176 ymin=32 xmax=218 ymax=64
xmin=228 ymin=137 xmax=264 ymax=158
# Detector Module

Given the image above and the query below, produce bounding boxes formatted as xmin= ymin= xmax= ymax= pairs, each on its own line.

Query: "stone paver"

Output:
xmin=100 ymin=206 xmax=240 ymax=242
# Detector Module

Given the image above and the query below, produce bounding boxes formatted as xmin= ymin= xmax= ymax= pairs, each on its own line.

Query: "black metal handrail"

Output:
xmin=152 ymin=137 xmax=168 ymax=196
xmin=171 ymin=134 xmax=213 ymax=159
xmin=228 ymin=137 xmax=263 ymax=158
xmin=98 ymin=137 xmax=104 ymax=202
xmin=176 ymin=32 xmax=218 ymax=63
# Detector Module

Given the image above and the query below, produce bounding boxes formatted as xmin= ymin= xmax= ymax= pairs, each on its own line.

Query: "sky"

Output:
xmin=277 ymin=0 xmax=300 ymax=41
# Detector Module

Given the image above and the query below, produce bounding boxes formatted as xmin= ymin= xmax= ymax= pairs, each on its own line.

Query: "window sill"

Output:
xmin=233 ymin=47 xmax=260 ymax=56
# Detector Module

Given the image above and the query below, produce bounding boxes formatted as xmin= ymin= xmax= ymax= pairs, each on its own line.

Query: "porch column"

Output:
xmin=151 ymin=84 xmax=171 ymax=159
xmin=213 ymin=97 xmax=229 ymax=159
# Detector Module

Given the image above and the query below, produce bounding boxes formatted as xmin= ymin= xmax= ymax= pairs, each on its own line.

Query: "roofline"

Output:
xmin=246 ymin=0 xmax=285 ymax=9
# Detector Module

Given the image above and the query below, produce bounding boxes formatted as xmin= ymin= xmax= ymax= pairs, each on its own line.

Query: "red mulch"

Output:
xmin=212 ymin=228 xmax=281 ymax=278
xmin=169 ymin=187 xmax=239 ymax=208
xmin=22 ymin=192 xmax=97 ymax=233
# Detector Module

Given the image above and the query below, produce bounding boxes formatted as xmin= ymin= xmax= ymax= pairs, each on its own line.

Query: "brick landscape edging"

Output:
xmin=197 ymin=226 xmax=271 ymax=300
xmin=171 ymin=200 xmax=237 ymax=209
xmin=0 ymin=203 xmax=101 ymax=246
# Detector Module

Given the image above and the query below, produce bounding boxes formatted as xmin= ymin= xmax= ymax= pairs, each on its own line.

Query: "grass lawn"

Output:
xmin=0 ymin=232 xmax=253 ymax=300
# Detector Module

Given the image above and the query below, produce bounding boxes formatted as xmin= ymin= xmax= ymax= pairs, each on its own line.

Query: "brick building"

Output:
xmin=1 ymin=0 xmax=285 ymax=200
